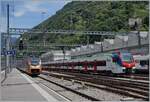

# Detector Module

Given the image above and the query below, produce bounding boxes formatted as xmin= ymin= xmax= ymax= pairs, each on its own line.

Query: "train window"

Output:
xmin=97 ymin=61 xmax=106 ymax=66
xmin=140 ymin=60 xmax=149 ymax=66
xmin=88 ymin=64 xmax=93 ymax=68
xmin=31 ymin=58 xmax=40 ymax=66
xmin=31 ymin=61 xmax=39 ymax=65
xmin=121 ymin=54 xmax=133 ymax=62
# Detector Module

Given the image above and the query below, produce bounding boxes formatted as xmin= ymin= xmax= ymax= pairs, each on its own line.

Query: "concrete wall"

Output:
xmin=70 ymin=31 xmax=149 ymax=57
xmin=140 ymin=32 xmax=149 ymax=45
xmin=103 ymin=39 xmax=114 ymax=51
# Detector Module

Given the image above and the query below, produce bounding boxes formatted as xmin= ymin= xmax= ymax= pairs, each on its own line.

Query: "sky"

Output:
xmin=1 ymin=0 xmax=71 ymax=33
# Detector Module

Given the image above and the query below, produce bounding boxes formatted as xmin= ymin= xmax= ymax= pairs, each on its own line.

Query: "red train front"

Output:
xmin=112 ymin=51 xmax=136 ymax=73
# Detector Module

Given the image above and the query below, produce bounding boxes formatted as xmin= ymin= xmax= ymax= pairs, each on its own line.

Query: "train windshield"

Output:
xmin=121 ymin=54 xmax=133 ymax=62
xmin=31 ymin=58 xmax=40 ymax=66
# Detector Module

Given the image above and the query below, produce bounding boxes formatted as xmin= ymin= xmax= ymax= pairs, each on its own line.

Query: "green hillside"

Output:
xmin=29 ymin=1 xmax=149 ymax=44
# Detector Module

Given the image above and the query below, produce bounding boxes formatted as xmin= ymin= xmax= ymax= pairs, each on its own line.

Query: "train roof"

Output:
xmin=133 ymin=55 xmax=149 ymax=60
xmin=42 ymin=51 xmax=134 ymax=65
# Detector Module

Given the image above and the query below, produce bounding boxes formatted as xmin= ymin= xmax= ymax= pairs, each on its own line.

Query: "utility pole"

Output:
xmin=135 ymin=21 xmax=141 ymax=47
xmin=100 ymin=35 xmax=103 ymax=52
xmin=42 ymin=12 xmax=46 ymax=47
xmin=6 ymin=4 xmax=10 ymax=77
xmin=86 ymin=18 xmax=90 ymax=45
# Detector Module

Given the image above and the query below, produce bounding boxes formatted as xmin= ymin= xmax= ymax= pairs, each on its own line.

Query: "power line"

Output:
xmin=9 ymin=28 xmax=127 ymax=36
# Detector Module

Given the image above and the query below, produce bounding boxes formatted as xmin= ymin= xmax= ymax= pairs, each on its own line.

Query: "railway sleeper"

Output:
xmin=47 ymin=72 xmax=149 ymax=92
xmin=47 ymin=74 xmax=149 ymax=101
xmin=72 ymin=80 xmax=149 ymax=101
xmin=39 ymin=76 xmax=100 ymax=101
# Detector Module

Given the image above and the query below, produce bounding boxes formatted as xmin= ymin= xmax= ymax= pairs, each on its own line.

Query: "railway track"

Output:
xmin=46 ymin=69 xmax=149 ymax=80
xmin=61 ymin=71 xmax=149 ymax=87
xmin=117 ymin=74 xmax=149 ymax=80
xmin=44 ymin=71 xmax=149 ymax=87
xmin=17 ymin=68 xmax=149 ymax=101
xmin=38 ymin=75 xmax=100 ymax=101
xmin=33 ymin=77 xmax=71 ymax=102
xmin=42 ymin=71 xmax=149 ymax=101
xmin=17 ymin=68 xmax=100 ymax=101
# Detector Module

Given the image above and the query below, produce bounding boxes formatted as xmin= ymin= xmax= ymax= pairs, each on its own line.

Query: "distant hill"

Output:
xmin=29 ymin=1 xmax=149 ymax=44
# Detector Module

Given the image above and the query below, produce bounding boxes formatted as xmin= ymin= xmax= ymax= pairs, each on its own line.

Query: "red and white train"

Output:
xmin=42 ymin=51 xmax=136 ymax=74
xmin=134 ymin=55 xmax=149 ymax=73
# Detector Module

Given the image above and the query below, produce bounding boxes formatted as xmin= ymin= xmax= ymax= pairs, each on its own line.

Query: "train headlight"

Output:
xmin=30 ymin=65 xmax=40 ymax=68
xmin=30 ymin=66 xmax=35 ymax=68
xmin=36 ymin=65 xmax=41 ymax=68
xmin=132 ymin=67 xmax=136 ymax=69
xmin=122 ymin=67 xmax=126 ymax=69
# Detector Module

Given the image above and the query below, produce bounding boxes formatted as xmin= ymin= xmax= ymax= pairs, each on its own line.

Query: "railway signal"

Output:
xmin=19 ymin=38 xmax=24 ymax=50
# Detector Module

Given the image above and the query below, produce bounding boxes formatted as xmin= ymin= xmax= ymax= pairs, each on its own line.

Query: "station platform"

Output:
xmin=1 ymin=68 xmax=61 ymax=102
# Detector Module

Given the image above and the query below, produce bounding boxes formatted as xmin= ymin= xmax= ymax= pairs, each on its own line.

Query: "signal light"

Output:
xmin=19 ymin=39 xmax=24 ymax=50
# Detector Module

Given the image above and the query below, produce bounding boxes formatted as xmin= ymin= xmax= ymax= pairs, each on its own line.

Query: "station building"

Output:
xmin=41 ymin=50 xmax=71 ymax=62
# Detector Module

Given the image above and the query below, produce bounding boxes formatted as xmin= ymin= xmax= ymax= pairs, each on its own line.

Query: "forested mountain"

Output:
xmin=30 ymin=1 xmax=149 ymax=44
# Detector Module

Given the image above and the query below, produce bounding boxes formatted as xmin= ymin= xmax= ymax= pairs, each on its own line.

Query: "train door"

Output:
xmin=105 ymin=56 xmax=112 ymax=71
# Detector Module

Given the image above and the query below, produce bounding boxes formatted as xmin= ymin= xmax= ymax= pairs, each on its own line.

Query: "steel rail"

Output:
xmin=17 ymin=68 xmax=100 ymax=101
xmin=42 ymin=70 xmax=149 ymax=101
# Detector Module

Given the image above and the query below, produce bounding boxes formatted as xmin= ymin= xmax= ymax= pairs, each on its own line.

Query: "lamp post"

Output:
xmin=3 ymin=47 xmax=7 ymax=78
xmin=6 ymin=4 xmax=10 ymax=74
xmin=86 ymin=18 xmax=90 ymax=45
xmin=135 ymin=21 xmax=141 ymax=47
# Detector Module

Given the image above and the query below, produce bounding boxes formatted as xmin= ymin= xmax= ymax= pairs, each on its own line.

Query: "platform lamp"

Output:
xmin=128 ymin=18 xmax=142 ymax=47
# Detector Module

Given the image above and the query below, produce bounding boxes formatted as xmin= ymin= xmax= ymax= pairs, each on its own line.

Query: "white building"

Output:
xmin=41 ymin=51 xmax=53 ymax=62
xmin=94 ymin=42 xmax=102 ymax=52
xmin=128 ymin=32 xmax=139 ymax=47
xmin=51 ymin=50 xmax=71 ymax=61
xmin=103 ymin=39 xmax=114 ymax=50
xmin=41 ymin=50 xmax=71 ymax=62
xmin=140 ymin=31 xmax=149 ymax=45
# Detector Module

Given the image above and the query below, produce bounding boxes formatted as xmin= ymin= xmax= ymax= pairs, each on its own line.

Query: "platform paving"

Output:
xmin=1 ymin=68 xmax=59 ymax=102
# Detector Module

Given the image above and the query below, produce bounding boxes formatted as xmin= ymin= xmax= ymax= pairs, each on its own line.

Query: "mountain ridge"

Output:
xmin=29 ymin=1 xmax=148 ymax=44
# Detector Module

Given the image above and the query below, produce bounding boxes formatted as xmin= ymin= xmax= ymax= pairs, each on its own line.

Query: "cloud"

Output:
xmin=25 ymin=3 xmax=48 ymax=13
xmin=14 ymin=9 xmax=26 ymax=17
xmin=0 ymin=17 xmax=7 ymax=32
xmin=14 ymin=0 xmax=48 ymax=17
